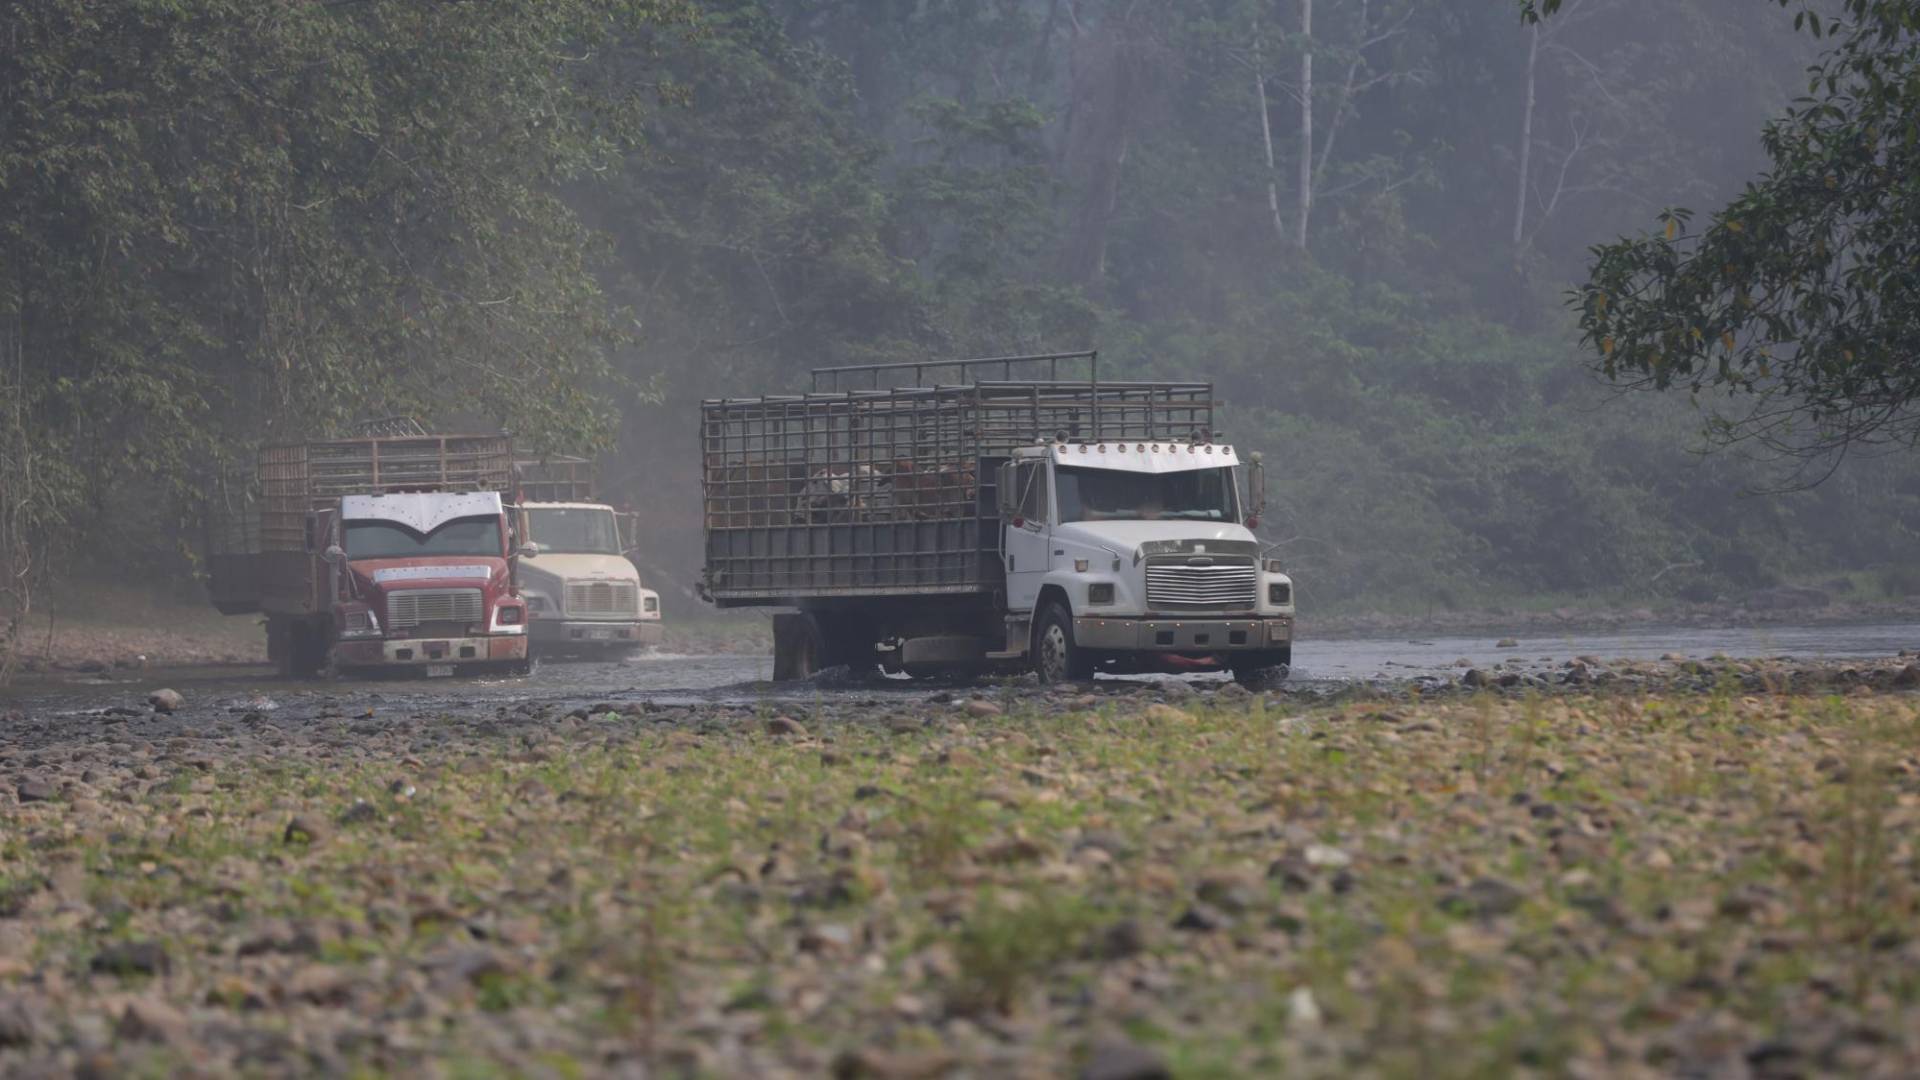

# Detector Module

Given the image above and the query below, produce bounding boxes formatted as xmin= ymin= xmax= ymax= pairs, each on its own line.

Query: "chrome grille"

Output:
xmin=566 ymin=580 xmax=639 ymax=618
xmin=386 ymin=588 xmax=483 ymax=630
xmin=1145 ymin=558 xmax=1257 ymax=610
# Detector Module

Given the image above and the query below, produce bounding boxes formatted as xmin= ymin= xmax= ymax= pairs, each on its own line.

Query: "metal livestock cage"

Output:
xmin=514 ymin=456 xmax=598 ymax=503
xmin=700 ymin=352 xmax=1218 ymax=603
xmin=206 ymin=432 xmax=514 ymax=614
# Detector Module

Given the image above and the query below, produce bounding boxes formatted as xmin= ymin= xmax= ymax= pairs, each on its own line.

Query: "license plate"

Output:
xmin=587 ymin=628 xmax=614 ymax=640
xmin=426 ymin=664 xmax=454 ymax=678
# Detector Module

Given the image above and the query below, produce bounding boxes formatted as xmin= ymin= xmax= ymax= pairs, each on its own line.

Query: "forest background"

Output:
xmin=5 ymin=0 xmax=1916 ymax=648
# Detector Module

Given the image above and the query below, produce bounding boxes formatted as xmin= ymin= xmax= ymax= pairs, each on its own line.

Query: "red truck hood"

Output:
xmin=347 ymin=556 xmax=510 ymax=594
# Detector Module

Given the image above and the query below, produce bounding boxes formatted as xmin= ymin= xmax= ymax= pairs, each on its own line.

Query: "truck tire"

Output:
xmin=1032 ymin=602 xmax=1094 ymax=683
xmin=1229 ymin=649 xmax=1291 ymax=689
xmin=289 ymin=619 xmax=332 ymax=679
xmin=772 ymin=612 xmax=821 ymax=682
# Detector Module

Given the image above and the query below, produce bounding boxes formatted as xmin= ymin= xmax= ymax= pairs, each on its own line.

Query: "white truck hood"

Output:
xmin=1051 ymin=520 xmax=1258 ymax=554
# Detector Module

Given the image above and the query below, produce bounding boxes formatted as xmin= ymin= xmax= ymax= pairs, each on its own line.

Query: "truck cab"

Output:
xmin=515 ymin=501 xmax=662 ymax=654
xmin=1000 ymin=440 xmax=1294 ymax=684
xmin=321 ymin=491 xmax=532 ymax=676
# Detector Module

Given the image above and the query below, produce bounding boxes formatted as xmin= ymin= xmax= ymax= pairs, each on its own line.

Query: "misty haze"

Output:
xmin=3 ymin=1 xmax=1919 ymax=1076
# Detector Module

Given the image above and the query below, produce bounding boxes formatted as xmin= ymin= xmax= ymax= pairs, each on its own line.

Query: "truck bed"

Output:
xmin=700 ymin=354 xmax=1216 ymax=604
xmin=207 ymin=433 xmax=513 ymax=615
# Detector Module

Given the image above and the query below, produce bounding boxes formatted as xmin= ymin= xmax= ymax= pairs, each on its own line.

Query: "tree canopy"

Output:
xmin=1540 ymin=0 xmax=1920 ymax=469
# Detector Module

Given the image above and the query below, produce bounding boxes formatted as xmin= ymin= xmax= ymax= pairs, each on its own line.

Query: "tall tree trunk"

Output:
xmin=1060 ymin=20 xmax=1135 ymax=293
xmin=1512 ymin=22 xmax=1539 ymax=256
xmin=1029 ymin=0 xmax=1061 ymax=91
xmin=1254 ymin=29 xmax=1287 ymax=245
xmin=1314 ymin=0 xmax=1367 ymax=187
xmin=1295 ymin=0 xmax=1313 ymax=251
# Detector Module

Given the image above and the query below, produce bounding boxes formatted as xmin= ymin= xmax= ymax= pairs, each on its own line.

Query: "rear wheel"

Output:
xmin=273 ymin=617 xmax=332 ymax=679
xmin=1033 ymin=602 xmax=1093 ymax=683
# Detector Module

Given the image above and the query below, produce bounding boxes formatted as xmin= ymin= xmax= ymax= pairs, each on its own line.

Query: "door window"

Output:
xmin=1018 ymin=463 xmax=1049 ymax=524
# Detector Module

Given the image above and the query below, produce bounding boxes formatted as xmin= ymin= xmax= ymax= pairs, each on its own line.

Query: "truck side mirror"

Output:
xmin=516 ymin=544 xmax=539 ymax=559
xmin=322 ymin=545 xmax=346 ymax=564
xmin=997 ymin=462 xmax=1019 ymax=519
xmin=1246 ymin=452 xmax=1267 ymax=524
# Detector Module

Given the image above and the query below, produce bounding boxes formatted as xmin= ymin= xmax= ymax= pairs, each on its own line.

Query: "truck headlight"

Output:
xmin=340 ymin=607 xmax=381 ymax=638
xmin=1269 ymin=582 xmax=1291 ymax=605
xmin=496 ymin=605 xmax=524 ymax=626
xmin=1088 ymin=583 xmax=1115 ymax=605
xmin=643 ymin=595 xmax=659 ymax=614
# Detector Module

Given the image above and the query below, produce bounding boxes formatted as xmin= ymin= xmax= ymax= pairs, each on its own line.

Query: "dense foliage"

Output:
xmin=1566 ymin=0 xmax=1920 ymax=469
xmin=0 ymin=0 xmax=684 ymax=662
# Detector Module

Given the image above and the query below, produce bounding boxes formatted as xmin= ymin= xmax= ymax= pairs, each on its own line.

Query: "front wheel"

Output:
xmin=1032 ymin=603 xmax=1094 ymax=684
xmin=1229 ymin=649 xmax=1291 ymax=689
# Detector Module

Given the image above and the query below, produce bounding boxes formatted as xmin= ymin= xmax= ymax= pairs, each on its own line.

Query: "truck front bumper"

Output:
xmin=531 ymin=619 xmax=663 ymax=647
xmin=1074 ymin=615 xmax=1293 ymax=652
xmin=334 ymin=634 xmax=528 ymax=667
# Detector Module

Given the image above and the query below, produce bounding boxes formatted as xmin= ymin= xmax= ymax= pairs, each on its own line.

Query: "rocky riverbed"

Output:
xmin=3 ymin=655 xmax=1920 ymax=1076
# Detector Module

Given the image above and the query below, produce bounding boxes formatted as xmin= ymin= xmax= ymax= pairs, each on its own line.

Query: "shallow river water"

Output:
xmin=7 ymin=621 xmax=1917 ymax=717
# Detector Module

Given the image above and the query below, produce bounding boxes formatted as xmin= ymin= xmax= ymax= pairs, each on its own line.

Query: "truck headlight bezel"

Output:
xmin=339 ymin=605 xmax=382 ymax=639
xmin=1088 ymin=582 xmax=1115 ymax=605
xmin=1269 ymin=582 xmax=1291 ymax=605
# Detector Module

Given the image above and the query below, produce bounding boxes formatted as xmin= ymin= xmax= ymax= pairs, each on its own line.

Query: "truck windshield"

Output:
xmin=526 ymin=507 xmax=621 ymax=555
xmin=1055 ymin=466 xmax=1238 ymax=523
xmin=344 ymin=516 xmax=503 ymax=559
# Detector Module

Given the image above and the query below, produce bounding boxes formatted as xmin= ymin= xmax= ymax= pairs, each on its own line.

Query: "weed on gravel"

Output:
xmin=2 ymin=689 xmax=1920 ymax=1076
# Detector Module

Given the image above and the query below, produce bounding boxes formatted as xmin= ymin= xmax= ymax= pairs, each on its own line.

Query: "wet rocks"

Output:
xmin=962 ymin=699 xmax=1002 ymax=719
xmin=14 ymin=778 xmax=56 ymax=804
xmin=282 ymin=816 xmax=327 ymax=845
xmin=1496 ymin=638 xmax=1520 ymax=648
xmin=0 ymin=997 xmax=44 ymax=1048
xmin=1440 ymin=877 xmax=1526 ymax=919
xmin=147 ymin=689 xmax=184 ymax=714
xmin=1081 ymin=1037 xmax=1170 ymax=1080
xmin=90 ymin=940 xmax=170 ymax=977
xmin=116 ymin=998 xmax=189 ymax=1044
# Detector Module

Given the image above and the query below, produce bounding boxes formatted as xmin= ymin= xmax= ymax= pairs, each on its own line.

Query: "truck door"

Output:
xmin=1004 ymin=460 xmax=1051 ymax=612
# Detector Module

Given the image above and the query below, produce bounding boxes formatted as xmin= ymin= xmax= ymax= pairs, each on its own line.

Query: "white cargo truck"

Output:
xmin=698 ymin=352 xmax=1293 ymax=684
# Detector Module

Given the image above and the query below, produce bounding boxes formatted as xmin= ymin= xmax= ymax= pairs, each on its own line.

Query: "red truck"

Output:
xmin=207 ymin=429 xmax=532 ymax=678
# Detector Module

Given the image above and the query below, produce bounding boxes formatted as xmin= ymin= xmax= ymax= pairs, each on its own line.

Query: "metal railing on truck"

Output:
xmin=514 ymin=456 xmax=597 ymax=503
xmin=701 ymin=352 xmax=1217 ymax=602
xmin=204 ymin=430 xmax=512 ymax=616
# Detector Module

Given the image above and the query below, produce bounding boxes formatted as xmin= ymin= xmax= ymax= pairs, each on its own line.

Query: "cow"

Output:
xmin=706 ymin=458 xmax=807 ymax=528
xmin=887 ymin=459 xmax=977 ymax=520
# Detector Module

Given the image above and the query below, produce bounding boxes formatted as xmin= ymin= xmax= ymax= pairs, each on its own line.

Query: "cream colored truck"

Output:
xmin=514 ymin=460 xmax=662 ymax=656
